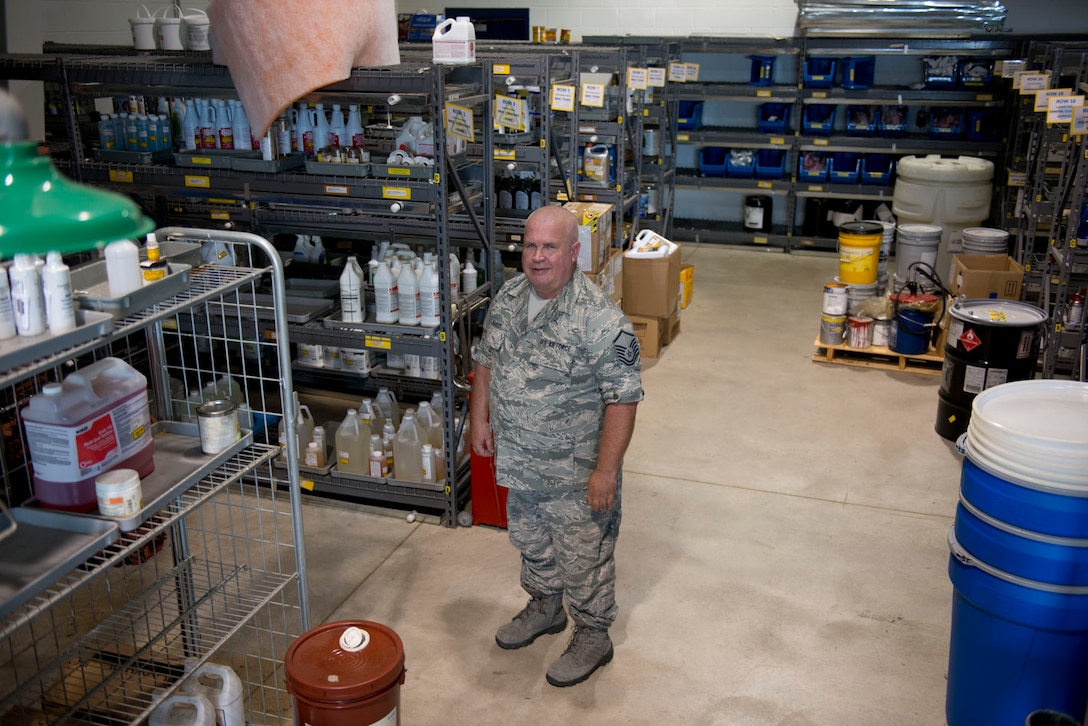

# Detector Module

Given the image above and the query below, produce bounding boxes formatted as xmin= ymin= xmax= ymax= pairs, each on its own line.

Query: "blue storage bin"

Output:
xmin=678 ymin=100 xmax=703 ymax=130
xmin=828 ymin=152 xmax=860 ymax=184
xmin=923 ymin=56 xmax=960 ymax=89
xmin=698 ymin=147 xmax=727 ymax=177
xmin=755 ymin=149 xmax=787 ymax=179
xmin=845 ymin=106 xmax=877 ymax=136
xmin=966 ymin=108 xmax=1000 ymax=141
xmin=841 ymin=56 xmax=875 ymax=89
xmin=802 ymin=104 xmax=836 ymax=135
xmin=959 ymin=59 xmax=994 ymax=89
xmin=803 ymin=58 xmax=838 ymax=88
xmin=861 ymin=154 xmax=894 ymax=185
xmin=930 ymin=107 xmax=964 ymax=139
xmin=726 ymin=149 xmax=756 ymax=178
xmin=876 ymin=105 xmax=909 ymax=137
xmin=798 ymin=151 xmax=829 ymax=182
xmin=750 ymin=55 xmax=776 ymax=86
xmin=757 ymin=103 xmax=792 ymax=134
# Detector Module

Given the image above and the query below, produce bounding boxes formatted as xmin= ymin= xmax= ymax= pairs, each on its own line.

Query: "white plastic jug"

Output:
xmin=149 ymin=692 xmax=215 ymax=726
xmin=130 ymin=5 xmax=156 ymax=50
xmin=182 ymin=663 xmax=244 ymax=726
xmin=432 ymin=16 xmax=476 ymax=65
xmin=182 ymin=8 xmax=211 ymax=52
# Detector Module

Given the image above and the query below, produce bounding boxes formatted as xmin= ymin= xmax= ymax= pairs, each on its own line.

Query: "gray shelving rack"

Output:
xmin=0 ymin=228 xmax=308 ymax=724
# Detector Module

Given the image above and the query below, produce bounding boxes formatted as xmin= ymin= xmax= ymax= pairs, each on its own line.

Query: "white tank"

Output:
xmin=892 ymin=155 xmax=994 ymax=285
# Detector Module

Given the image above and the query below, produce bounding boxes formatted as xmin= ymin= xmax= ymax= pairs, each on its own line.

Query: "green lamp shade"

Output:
xmin=0 ymin=141 xmax=153 ymax=258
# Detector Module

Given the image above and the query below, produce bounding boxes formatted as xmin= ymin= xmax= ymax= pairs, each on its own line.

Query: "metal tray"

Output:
xmin=94 ymin=147 xmax=174 ymax=165
xmin=0 ymin=506 xmax=120 ymax=618
xmin=150 ymin=240 xmax=202 ymax=269
xmin=233 ymin=152 xmax=306 ymax=173
xmin=86 ymin=421 xmax=253 ymax=532
xmin=303 ymin=160 xmax=371 ymax=177
xmin=323 ymin=311 xmax=439 ymax=336
xmin=0 ymin=309 xmax=114 ymax=372
xmin=212 ymin=292 xmax=335 ymax=324
xmin=284 ymin=278 xmax=340 ymax=298
xmin=173 ymin=149 xmax=254 ymax=169
xmin=71 ymin=261 xmax=191 ymax=318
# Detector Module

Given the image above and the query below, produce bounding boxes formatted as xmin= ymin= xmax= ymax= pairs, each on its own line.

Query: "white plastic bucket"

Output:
xmin=962 ymin=226 xmax=1010 ymax=255
xmin=182 ymin=9 xmax=211 ymax=52
xmin=155 ymin=5 xmax=184 ymax=51
xmin=895 ymin=223 xmax=942 ymax=290
xmin=892 ymin=154 xmax=994 ymax=283
xmin=129 ymin=6 xmax=156 ymax=50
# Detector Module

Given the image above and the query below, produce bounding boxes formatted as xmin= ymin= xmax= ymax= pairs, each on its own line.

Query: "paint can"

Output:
xmin=197 ymin=399 xmax=241 ymax=455
xmin=872 ymin=314 xmax=892 ymax=347
xmin=822 ymin=282 xmax=848 ymax=315
xmin=819 ymin=314 xmax=846 ymax=345
xmin=847 ymin=316 xmax=874 ymax=349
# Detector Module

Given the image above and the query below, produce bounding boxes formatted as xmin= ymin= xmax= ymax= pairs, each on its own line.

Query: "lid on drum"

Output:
xmin=838 ymin=221 xmax=885 ymax=236
xmin=950 ymin=299 xmax=1046 ymax=327
xmin=285 ymin=620 xmax=405 ymax=700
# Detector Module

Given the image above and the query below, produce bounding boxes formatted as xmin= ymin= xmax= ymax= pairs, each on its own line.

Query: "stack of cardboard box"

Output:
xmin=621 ymin=244 xmax=682 ymax=358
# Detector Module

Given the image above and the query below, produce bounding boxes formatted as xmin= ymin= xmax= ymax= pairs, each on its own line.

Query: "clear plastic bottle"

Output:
xmin=382 ymin=420 xmax=396 ymax=475
xmin=312 ymin=425 xmax=327 ymax=456
xmin=124 ymin=113 xmax=139 ymax=151
xmin=376 ymin=387 xmax=401 ymax=428
xmin=339 ymin=255 xmax=364 ymax=323
xmin=112 ymin=113 xmax=126 ymax=151
xmin=415 ymin=400 xmax=444 ymax=450
xmin=105 ymin=239 xmax=143 ymax=297
xmin=419 ymin=261 xmax=441 ymax=327
xmin=98 ymin=112 xmax=116 ymax=150
xmin=335 ymin=409 xmax=370 ymax=475
xmin=393 ymin=411 xmax=424 ymax=483
xmin=373 ymin=260 xmax=399 ymax=324
xmin=42 ymin=251 xmax=76 ymax=334
xmin=462 ymin=260 xmax=478 ymax=295
xmin=182 ymin=98 xmax=199 ymax=150
xmin=146 ymin=113 xmax=160 ymax=150
xmin=304 ymin=441 xmax=325 ymax=468
xmin=449 ymin=253 xmax=461 ymax=298
xmin=397 ymin=262 xmax=421 ymax=326
xmin=369 ymin=446 xmax=386 ymax=477
xmin=358 ymin=397 xmax=384 ymax=436
xmin=232 ymin=99 xmax=255 ymax=151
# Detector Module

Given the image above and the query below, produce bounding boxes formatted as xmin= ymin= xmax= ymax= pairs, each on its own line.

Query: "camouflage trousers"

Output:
xmin=505 ymin=477 xmax=622 ymax=631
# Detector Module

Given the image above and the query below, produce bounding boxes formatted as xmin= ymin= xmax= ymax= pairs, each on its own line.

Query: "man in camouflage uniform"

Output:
xmin=470 ymin=205 xmax=642 ymax=687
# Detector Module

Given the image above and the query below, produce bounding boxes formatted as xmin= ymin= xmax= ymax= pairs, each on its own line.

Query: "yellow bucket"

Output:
xmin=838 ymin=221 xmax=884 ymax=285
xmin=680 ymin=264 xmax=694 ymax=309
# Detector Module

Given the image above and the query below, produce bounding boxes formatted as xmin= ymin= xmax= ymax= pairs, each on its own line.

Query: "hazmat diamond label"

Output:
xmin=959 ymin=328 xmax=982 ymax=352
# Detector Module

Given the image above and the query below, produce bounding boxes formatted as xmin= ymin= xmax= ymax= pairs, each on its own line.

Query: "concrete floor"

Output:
xmin=297 ymin=245 xmax=964 ymax=725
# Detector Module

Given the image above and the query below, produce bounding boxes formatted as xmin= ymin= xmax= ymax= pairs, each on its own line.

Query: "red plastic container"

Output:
xmin=468 ymin=370 xmax=507 ymax=528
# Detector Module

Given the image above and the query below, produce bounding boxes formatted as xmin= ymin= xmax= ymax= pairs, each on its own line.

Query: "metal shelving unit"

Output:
xmin=0 ymin=229 xmax=307 ymax=724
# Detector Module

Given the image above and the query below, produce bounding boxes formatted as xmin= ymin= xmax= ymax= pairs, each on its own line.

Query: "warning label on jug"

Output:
xmin=24 ymin=397 xmax=152 ymax=482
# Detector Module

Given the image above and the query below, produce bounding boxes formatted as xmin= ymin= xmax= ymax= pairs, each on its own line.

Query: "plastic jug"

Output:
xmin=21 ymin=357 xmax=155 ymax=512
xmin=415 ymin=400 xmax=444 ymax=450
xmin=335 ymin=409 xmax=370 ymax=474
xmin=397 ymin=262 xmax=421 ymax=327
xmin=393 ymin=411 xmax=424 ymax=482
xmin=181 ymin=99 xmax=199 ymax=150
xmin=375 ymin=387 xmax=400 ymax=429
xmin=373 ymin=260 xmax=399 ymax=324
xmin=230 ymin=100 xmax=254 ymax=151
xmin=292 ymin=235 xmax=326 ymax=264
xmin=419 ymin=261 xmax=441 ymax=327
xmin=198 ymin=100 xmax=217 ymax=149
xmin=149 ymin=692 xmax=215 ymax=726
xmin=359 ymin=397 xmax=384 ymax=436
xmin=346 ymin=104 xmax=364 ymax=148
xmin=339 ymin=255 xmax=364 ymax=323
xmin=432 ymin=16 xmax=476 ymax=65
xmin=214 ymin=99 xmax=234 ymax=149
xmin=181 ymin=663 xmax=244 ymax=726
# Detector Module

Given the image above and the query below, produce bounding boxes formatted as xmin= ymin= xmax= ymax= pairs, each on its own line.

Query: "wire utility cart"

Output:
xmin=0 ymin=229 xmax=308 ymax=724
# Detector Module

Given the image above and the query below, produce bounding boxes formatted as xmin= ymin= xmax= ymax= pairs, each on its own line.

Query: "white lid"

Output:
xmin=339 ymin=626 xmax=370 ymax=652
xmin=896 ymin=154 xmax=994 ymax=183
xmin=42 ymin=383 xmax=62 ymax=396
xmin=96 ymin=468 xmax=140 ymax=489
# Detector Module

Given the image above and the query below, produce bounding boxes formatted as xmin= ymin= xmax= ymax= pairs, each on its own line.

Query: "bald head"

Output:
xmin=522 ymin=205 xmax=582 ymax=299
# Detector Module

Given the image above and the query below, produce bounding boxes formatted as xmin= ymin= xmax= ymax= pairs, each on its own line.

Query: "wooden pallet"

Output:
xmin=812 ymin=337 xmax=944 ymax=375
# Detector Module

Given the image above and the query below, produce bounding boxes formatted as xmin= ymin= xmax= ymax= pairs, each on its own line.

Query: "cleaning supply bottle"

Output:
xmin=312 ymin=102 xmax=330 ymax=151
xmin=393 ymin=410 xmax=424 ymax=483
xmin=141 ymin=233 xmax=169 ymax=282
xmin=111 ymin=113 xmax=126 ymax=151
xmin=104 ymin=239 xmax=143 ymax=297
xmin=376 ymin=387 xmax=401 ymax=428
xmin=295 ymin=103 xmax=313 ymax=156
xmin=0 ymin=267 xmax=16 ymax=341
xmin=10 ymin=254 xmax=45 ymax=337
xmin=199 ymin=99 xmax=217 ymax=149
xmin=421 ymin=443 xmax=437 ymax=484
xmin=181 ymin=662 xmax=244 ymax=726
xmin=214 ymin=99 xmax=233 ymax=149
xmin=449 ymin=253 xmax=461 ymax=298
xmin=231 ymin=99 xmax=254 ymax=151
xmin=98 ymin=112 xmax=116 ymax=150
xmin=328 ymin=103 xmax=345 ymax=147
xmin=462 ymin=260 xmax=478 ymax=295
xmin=346 ymin=104 xmax=365 ymax=148
xmin=42 ymin=251 xmax=76 ymax=334
xmin=182 ymin=98 xmax=199 ymax=150
xmin=339 ymin=255 xmax=364 ymax=323
xmin=335 ymin=409 xmax=370 ymax=474
xmin=373 ymin=260 xmax=399 ymax=324
xmin=419 ymin=261 xmax=441 ymax=327
xmin=397 ymin=261 xmax=421 ymax=326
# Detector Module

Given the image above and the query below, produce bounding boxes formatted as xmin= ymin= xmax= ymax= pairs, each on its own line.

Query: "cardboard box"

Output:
xmin=949 ymin=254 xmax=1025 ymax=300
xmin=622 ymin=245 xmax=682 ymax=318
xmin=564 ymin=201 xmax=613 ymax=273
xmin=583 ymin=248 xmax=623 ymax=302
xmin=680 ymin=264 xmax=694 ymax=309
xmin=664 ymin=307 xmax=682 ymax=344
xmin=627 ymin=314 xmax=664 ymax=358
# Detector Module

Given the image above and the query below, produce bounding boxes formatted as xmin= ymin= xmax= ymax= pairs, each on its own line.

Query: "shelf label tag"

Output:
xmin=387 ymin=167 xmax=411 ymax=176
xmin=812 ymin=91 xmax=827 ymax=99
xmin=324 ymin=184 xmax=350 ymax=196
xmin=684 ymin=63 xmax=700 ymax=82
xmin=1074 ymin=107 xmax=1088 ymax=136
xmin=160 ymin=317 xmax=177 ymax=330
xmin=190 ymin=157 xmax=212 ymax=165
xmin=109 ymin=170 xmax=134 ymax=183
xmin=210 ymin=211 xmax=230 ymax=221
xmin=627 ymin=67 xmax=648 ymax=90
xmin=677 ymin=133 xmax=690 ymax=142
xmin=551 ymin=84 xmax=576 ymax=112
xmin=446 ymin=103 xmax=475 ymax=141
xmin=770 ymin=136 xmax=785 ymax=145
xmin=756 ymin=90 xmax=771 ymax=98
xmin=365 ymin=335 xmax=392 ymax=350
xmin=300 ymin=478 xmax=314 ymax=491
xmin=493 ymin=94 xmax=525 ymax=132
xmin=493 ymin=64 xmax=510 ymax=75
xmin=580 ymin=83 xmax=606 ymax=108
xmin=808 ymin=185 xmax=824 ymax=192
xmin=648 ymin=67 xmax=667 ymax=87
xmin=184 ymin=175 xmax=210 ymax=188
xmin=1019 ymin=72 xmax=1051 ymax=94
xmin=1035 ymin=88 xmax=1071 ymax=113
xmin=494 ymin=149 xmax=516 ymax=161
xmin=813 ymin=138 xmax=829 ymax=146
xmin=975 ymin=94 xmax=994 ymax=102
xmin=1048 ymin=94 xmax=1084 ymax=124
xmin=757 ymin=181 xmax=772 ymax=189
xmin=264 ymin=329 xmax=277 ymax=341
xmin=381 ymin=187 xmax=410 ymax=200
xmin=753 ymin=236 xmax=768 ymax=245
xmin=556 ymin=191 xmax=569 ymax=201
xmin=668 ymin=62 xmax=687 ymax=82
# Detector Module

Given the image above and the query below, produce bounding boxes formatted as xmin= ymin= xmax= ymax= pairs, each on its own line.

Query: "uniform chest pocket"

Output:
xmin=528 ymin=344 xmax=574 ymax=381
